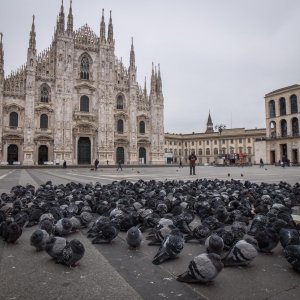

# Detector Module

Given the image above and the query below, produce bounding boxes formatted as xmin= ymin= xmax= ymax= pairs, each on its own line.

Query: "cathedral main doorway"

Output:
xmin=139 ymin=147 xmax=146 ymax=164
xmin=116 ymin=147 xmax=124 ymax=164
xmin=38 ymin=145 xmax=48 ymax=164
xmin=7 ymin=144 xmax=18 ymax=164
xmin=78 ymin=137 xmax=91 ymax=164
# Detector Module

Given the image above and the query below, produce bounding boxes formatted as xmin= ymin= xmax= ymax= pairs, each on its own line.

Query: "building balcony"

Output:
xmin=73 ymin=111 xmax=96 ymax=122
xmin=35 ymin=128 xmax=53 ymax=135
xmin=3 ymin=126 xmax=23 ymax=134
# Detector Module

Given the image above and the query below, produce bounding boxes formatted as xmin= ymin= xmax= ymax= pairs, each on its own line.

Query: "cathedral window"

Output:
xmin=292 ymin=117 xmax=299 ymax=136
xmin=279 ymin=97 xmax=286 ymax=116
xmin=80 ymin=56 xmax=90 ymax=80
xmin=9 ymin=112 xmax=18 ymax=128
xmin=116 ymin=95 xmax=124 ymax=109
xmin=290 ymin=95 xmax=298 ymax=114
xmin=80 ymin=95 xmax=89 ymax=112
xmin=269 ymin=100 xmax=276 ymax=118
xmin=40 ymin=114 xmax=48 ymax=129
xmin=40 ymin=85 xmax=50 ymax=103
xmin=139 ymin=121 xmax=145 ymax=134
xmin=117 ymin=119 xmax=124 ymax=134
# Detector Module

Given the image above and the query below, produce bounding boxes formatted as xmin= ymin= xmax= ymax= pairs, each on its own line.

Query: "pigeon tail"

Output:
xmin=176 ymin=271 xmax=198 ymax=283
xmin=152 ymin=252 xmax=170 ymax=265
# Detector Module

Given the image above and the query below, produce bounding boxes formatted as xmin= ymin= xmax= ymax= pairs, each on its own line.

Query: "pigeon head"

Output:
xmin=62 ymin=218 xmax=73 ymax=230
xmin=30 ymin=229 xmax=43 ymax=243
xmin=207 ymin=253 xmax=224 ymax=271
xmin=70 ymin=239 xmax=85 ymax=254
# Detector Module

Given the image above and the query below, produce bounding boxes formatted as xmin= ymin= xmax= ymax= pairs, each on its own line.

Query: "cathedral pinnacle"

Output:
xmin=29 ymin=15 xmax=36 ymax=50
xmin=150 ymin=62 xmax=156 ymax=95
xmin=100 ymin=9 xmax=106 ymax=42
xmin=107 ymin=10 xmax=113 ymax=44
xmin=67 ymin=0 xmax=73 ymax=35
xmin=57 ymin=0 xmax=65 ymax=34
xmin=157 ymin=63 xmax=162 ymax=94
xmin=0 ymin=32 xmax=4 ymax=75
xmin=129 ymin=37 xmax=135 ymax=68
xmin=144 ymin=76 xmax=147 ymax=97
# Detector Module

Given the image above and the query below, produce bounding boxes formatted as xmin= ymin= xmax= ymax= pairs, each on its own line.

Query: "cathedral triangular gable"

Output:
xmin=74 ymin=24 xmax=99 ymax=51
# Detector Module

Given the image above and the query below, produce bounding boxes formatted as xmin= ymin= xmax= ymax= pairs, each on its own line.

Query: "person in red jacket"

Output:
xmin=188 ymin=151 xmax=197 ymax=175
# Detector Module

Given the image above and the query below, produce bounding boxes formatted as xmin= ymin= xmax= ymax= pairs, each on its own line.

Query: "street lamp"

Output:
xmin=215 ymin=124 xmax=226 ymax=165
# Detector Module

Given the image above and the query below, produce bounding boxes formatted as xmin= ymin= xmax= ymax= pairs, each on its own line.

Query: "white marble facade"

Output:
xmin=0 ymin=2 xmax=165 ymax=165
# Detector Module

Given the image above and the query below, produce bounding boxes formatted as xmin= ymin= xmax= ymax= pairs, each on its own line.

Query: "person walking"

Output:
xmin=179 ymin=158 xmax=183 ymax=168
xmin=63 ymin=160 xmax=67 ymax=169
xmin=188 ymin=151 xmax=197 ymax=175
xmin=117 ymin=160 xmax=123 ymax=171
xmin=259 ymin=158 xmax=264 ymax=168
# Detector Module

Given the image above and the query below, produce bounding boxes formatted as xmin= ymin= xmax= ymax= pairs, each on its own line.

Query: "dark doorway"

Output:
xmin=116 ymin=147 xmax=124 ymax=164
xmin=139 ymin=147 xmax=146 ymax=164
xmin=292 ymin=149 xmax=298 ymax=164
xmin=78 ymin=137 xmax=91 ymax=164
xmin=38 ymin=145 xmax=48 ymax=165
xmin=270 ymin=150 xmax=275 ymax=165
xmin=7 ymin=144 xmax=18 ymax=164
xmin=280 ymin=144 xmax=288 ymax=162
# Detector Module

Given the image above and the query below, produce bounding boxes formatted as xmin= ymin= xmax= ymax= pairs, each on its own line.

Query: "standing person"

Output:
xmin=63 ymin=160 xmax=67 ymax=169
xmin=188 ymin=151 xmax=197 ymax=175
xmin=179 ymin=158 xmax=183 ymax=168
xmin=94 ymin=158 xmax=99 ymax=170
xmin=259 ymin=158 xmax=264 ymax=168
xmin=117 ymin=160 xmax=123 ymax=171
xmin=107 ymin=160 xmax=109 ymax=165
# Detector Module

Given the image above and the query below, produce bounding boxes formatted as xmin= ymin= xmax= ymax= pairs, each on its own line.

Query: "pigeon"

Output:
xmin=13 ymin=211 xmax=29 ymax=228
xmin=56 ymin=239 xmax=85 ymax=267
xmin=177 ymin=253 xmax=223 ymax=283
xmin=255 ymin=227 xmax=279 ymax=253
xmin=147 ymin=222 xmax=176 ymax=246
xmin=205 ymin=234 xmax=224 ymax=255
xmin=45 ymin=236 xmax=68 ymax=259
xmin=221 ymin=240 xmax=258 ymax=267
xmin=184 ymin=224 xmax=211 ymax=243
xmin=279 ymin=228 xmax=300 ymax=248
xmin=30 ymin=229 xmax=50 ymax=251
xmin=1 ymin=220 xmax=22 ymax=243
xmin=91 ymin=223 xmax=119 ymax=244
xmin=126 ymin=226 xmax=143 ymax=249
xmin=284 ymin=245 xmax=300 ymax=272
xmin=39 ymin=219 xmax=54 ymax=235
xmin=152 ymin=228 xmax=184 ymax=265
xmin=54 ymin=218 xmax=73 ymax=236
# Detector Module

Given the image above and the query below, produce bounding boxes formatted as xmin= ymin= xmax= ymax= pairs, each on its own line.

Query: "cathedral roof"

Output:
xmin=74 ymin=24 xmax=99 ymax=51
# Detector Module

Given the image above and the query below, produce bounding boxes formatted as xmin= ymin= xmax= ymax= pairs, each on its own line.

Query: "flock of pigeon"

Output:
xmin=0 ymin=178 xmax=300 ymax=284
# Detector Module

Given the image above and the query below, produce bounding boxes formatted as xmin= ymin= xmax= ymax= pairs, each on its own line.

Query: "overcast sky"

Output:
xmin=1 ymin=0 xmax=300 ymax=133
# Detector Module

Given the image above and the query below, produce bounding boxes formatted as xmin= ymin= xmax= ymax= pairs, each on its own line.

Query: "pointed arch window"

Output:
xmin=279 ymin=97 xmax=286 ymax=116
xmin=9 ymin=112 xmax=18 ymax=128
xmin=40 ymin=85 xmax=50 ymax=103
xmin=116 ymin=95 xmax=124 ymax=109
xmin=80 ymin=56 xmax=90 ymax=80
xmin=80 ymin=95 xmax=89 ymax=112
xmin=117 ymin=119 xmax=124 ymax=134
xmin=290 ymin=95 xmax=298 ymax=114
xmin=139 ymin=121 xmax=145 ymax=134
xmin=269 ymin=100 xmax=276 ymax=118
xmin=40 ymin=114 xmax=48 ymax=129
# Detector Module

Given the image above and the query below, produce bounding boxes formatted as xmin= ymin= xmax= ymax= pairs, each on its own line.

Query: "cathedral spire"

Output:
xmin=0 ymin=33 xmax=4 ymax=78
xmin=100 ymin=9 xmax=106 ymax=42
xmin=129 ymin=37 xmax=135 ymax=68
xmin=107 ymin=10 xmax=114 ymax=44
xmin=205 ymin=111 xmax=214 ymax=133
xmin=157 ymin=63 xmax=162 ymax=94
xmin=144 ymin=76 xmax=147 ymax=97
xmin=57 ymin=0 xmax=65 ymax=35
xmin=67 ymin=0 xmax=73 ymax=35
xmin=29 ymin=15 xmax=36 ymax=50
xmin=150 ymin=62 xmax=156 ymax=95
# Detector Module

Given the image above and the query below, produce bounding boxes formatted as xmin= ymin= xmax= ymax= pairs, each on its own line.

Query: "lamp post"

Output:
xmin=215 ymin=124 xmax=226 ymax=164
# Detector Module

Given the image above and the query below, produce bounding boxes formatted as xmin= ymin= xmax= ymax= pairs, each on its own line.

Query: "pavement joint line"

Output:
xmin=0 ymin=170 xmax=15 ymax=180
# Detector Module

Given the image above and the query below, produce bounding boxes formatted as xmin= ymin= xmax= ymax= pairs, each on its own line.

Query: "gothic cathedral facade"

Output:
xmin=0 ymin=2 xmax=165 ymax=165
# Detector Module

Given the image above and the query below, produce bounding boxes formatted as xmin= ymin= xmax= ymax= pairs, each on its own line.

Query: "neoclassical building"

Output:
xmin=165 ymin=113 xmax=266 ymax=165
xmin=0 ymin=2 xmax=165 ymax=165
xmin=264 ymin=84 xmax=300 ymax=164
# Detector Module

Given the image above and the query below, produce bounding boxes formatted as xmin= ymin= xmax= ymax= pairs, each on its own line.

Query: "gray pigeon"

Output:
xmin=205 ymin=234 xmax=224 ymax=255
xmin=255 ymin=227 xmax=279 ymax=253
xmin=45 ymin=236 xmax=67 ymax=259
xmin=126 ymin=226 xmax=143 ymax=249
xmin=279 ymin=228 xmax=300 ymax=248
xmin=147 ymin=222 xmax=176 ymax=246
xmin=39 ymin=213 xmax=55 ymax=223
xmin=221 ymin=240 xmax=258 ymax=267
xmin=30 ymin=229 xmax=50 ymax=251
xmin=39 ymin=219 xmax=54 ymax=235
xmin=284 ymin=245 xmax=300 ymax=272
xmin=56 ymin=239 xmax=85 ymax=267
xmin=54 ymin=218 xmax=73 ymax=236
xmin=91 ymin=223 xmax=119 ymax=244
xmin=152 ymin=228 xmax=184 ymax=265
xmin=177 ymin=253 xmax=223 ymax=283
xmin=2 ymin=221 xmax=22 ymax=243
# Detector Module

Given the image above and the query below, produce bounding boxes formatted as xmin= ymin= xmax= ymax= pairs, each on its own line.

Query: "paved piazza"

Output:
xmin=0 ymin=166 xmax=300 ymax=300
